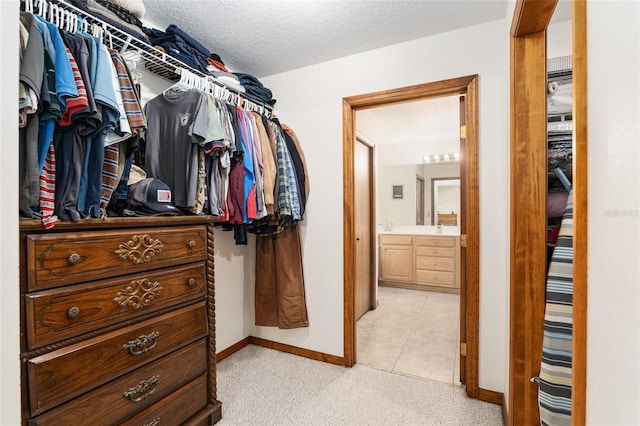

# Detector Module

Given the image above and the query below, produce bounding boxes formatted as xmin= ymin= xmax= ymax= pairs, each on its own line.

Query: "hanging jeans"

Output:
xmin=255 ymin=223 xmax=309 ymax=329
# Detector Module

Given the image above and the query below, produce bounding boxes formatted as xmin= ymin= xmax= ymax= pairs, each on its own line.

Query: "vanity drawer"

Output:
xmin=26 ymin=302 xmax=207 ymax=416
xmin=120 ymin=374 xmax=208 ymax=426
xmin=416 ymin=270 xmax=455 ymax=286
xmin=25 ymin=226 xmax=207 ymax=291
xmin=378 ymin=235 xmax=412 ymax=246
xmin=25 ymin=264 xmax=206 ymax=349
xmin=415 ymin=246 xmax=455 ymax=258
xmin=416 ymin=256 xmax=455 ymax=272
xmin=414 ymin=236 xmax=455 ymax=248
xmin=28 ymin=339 xmax=207 ymax=426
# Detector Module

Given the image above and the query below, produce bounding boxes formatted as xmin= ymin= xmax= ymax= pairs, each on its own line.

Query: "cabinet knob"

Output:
xmin=67 ymin=252 xmax=81 ymax=265
xmin=67 ymin=306 xmax=80 ymax=318
xmin=187 ymin=240 xmax=196 ymax=249
xmin=188 ymin=278 xmax=196 ymax=287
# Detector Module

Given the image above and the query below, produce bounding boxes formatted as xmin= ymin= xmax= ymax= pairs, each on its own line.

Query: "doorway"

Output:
xmin=356 ymin=96 xmax=462 ymax=384
xmin=342 ymin=75 xmax=480 ymax=398
xmin=508 ymin=1 xmax=586 ymax=424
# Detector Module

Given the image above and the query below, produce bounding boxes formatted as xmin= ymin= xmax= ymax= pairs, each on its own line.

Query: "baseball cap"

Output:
xmin=126 ymin=178 xmax=179 ymax=216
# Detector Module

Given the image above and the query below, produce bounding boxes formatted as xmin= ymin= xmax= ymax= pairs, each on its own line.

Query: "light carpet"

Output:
xmin=216 ymin=345 xmax=504 ymax=425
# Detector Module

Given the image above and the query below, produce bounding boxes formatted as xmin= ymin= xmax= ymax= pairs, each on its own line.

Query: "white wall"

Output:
xmin=0 ymin=2 xmax=20 ymax=424
xmin=587 ymin=1 xmax=640 ymax=424
xmin=377 ymin=164 xmax=419 ymax=226
xmin=261 ymin=19 xmax=509 ymax=392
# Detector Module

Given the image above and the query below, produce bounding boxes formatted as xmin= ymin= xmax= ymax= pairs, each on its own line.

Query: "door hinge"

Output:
xmin=460 ymin=342 xmax=467 ymax=356
xmin=460 ymin=125 xmax=467 ymax=139
xmin=460 ymin=234 xmax=467 ymax=248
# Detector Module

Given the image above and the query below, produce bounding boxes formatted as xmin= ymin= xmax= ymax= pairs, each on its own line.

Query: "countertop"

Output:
xmin=377 ymin=225 xmax=460 ymax=236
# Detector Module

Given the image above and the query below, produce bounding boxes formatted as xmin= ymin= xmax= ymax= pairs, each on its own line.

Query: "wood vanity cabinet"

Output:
xmin=378 ymin=235 xmax=414 ymax=283
xmin=19 ymin=217 xmax=221 ymax=426
xmin=379 ymin=234 xmax=460 ymax=293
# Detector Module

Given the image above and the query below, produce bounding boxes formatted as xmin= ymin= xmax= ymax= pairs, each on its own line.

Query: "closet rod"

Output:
xmin=22 ymin=0 xmax=274 ymax=114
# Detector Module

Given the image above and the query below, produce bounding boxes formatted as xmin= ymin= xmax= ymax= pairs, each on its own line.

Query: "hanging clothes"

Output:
xmin=255 ymin=223 xmax=309 ymax=329
xmin=17 ymin=11 xmax=153 ymax=226
xmin=19 ymin=12 xmax=45 ymax=220
xmin=538 ymin=191 xmax=573 ymax=426
xmin=142 ymin=88 xmax=208 ymax=210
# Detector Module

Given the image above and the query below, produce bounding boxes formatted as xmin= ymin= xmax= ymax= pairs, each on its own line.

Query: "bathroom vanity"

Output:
xmin=378 ymin=226 xmax=460 ymax=293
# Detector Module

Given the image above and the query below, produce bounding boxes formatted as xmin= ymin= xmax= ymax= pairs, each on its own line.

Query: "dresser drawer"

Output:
xmin=416 ymin=270 xmax=455 ymax=286
xmin=120 ymin=374 xmax=208 ymax=426
xmin=26 ymin=302 xmax=207 ymax=416
xmin=415 ymin=246 xmax=456 ymax=258
xmin=25 ymin=264 xmax=206 ymax=350
xmin=416 ymin=256 xmax=455 ymax=272
xmin=414 ymin=236 xmax=455 ymax=248
xmin=28 ymin=339 xmax=207 ymax=425
xmin=378 ymin=235 xmax=412 ymax=246
xmin=25 ymin=226 xmax=207 ymax=291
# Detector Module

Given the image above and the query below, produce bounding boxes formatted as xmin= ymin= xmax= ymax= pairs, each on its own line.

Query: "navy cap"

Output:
xmin=127 ymin=178 xmax=179 ymax=215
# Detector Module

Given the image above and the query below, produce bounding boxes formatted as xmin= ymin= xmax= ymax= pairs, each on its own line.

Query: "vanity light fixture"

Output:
xmin=422 ymin=153 xmax=460 ymax=164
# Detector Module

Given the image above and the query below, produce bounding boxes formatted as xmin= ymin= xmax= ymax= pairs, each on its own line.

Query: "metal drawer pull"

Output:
xmin=188 ymin=278 xmax=196 ymax=287
xmin=123 ymin=331 xmax=160 ymax=355
xmin=143 ymin=418 xmax=160 ymax=426
xmin=67 ymin=252 xmax=81 ymax=265
xmin=123 ymin=375 xmax=159 ymax=402
xmin=67 ymin=306 xmax=80 ymax=318
xmin=187 ymin=240 xmax=196 ymax=249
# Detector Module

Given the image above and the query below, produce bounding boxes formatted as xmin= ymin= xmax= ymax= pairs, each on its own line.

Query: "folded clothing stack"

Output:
xmin=233 ymin=72 xmax=276 ymax=106
xmin=144 ymin=25 xmax=214 ymax=74
xmin=68 ymin=0 xmax=149 ymax=43
xmin=210 ymin=71 xmax=245 ymax=94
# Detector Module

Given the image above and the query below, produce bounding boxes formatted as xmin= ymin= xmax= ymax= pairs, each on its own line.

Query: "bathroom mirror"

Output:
xmin=376 ymin=163 xmax=459 ymax=226
xmin=431 ymin=178 xmax=460 ymax=225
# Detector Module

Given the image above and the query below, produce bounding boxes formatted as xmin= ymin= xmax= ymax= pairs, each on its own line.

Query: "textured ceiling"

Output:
xmin=142 ymin=0 xmax=508 ymax=78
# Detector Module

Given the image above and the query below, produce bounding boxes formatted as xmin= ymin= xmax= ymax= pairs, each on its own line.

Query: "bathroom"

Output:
xmin=355 ymin=94 xmax=463 ymax=383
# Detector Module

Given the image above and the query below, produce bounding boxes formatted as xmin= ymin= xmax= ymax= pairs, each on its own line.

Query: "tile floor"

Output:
xmin=357 ymin=285 xmax=461 ymax=385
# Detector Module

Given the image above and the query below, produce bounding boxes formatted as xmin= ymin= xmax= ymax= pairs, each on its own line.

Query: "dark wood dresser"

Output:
xmin=19 ymin=216 xmax=221 ymax=425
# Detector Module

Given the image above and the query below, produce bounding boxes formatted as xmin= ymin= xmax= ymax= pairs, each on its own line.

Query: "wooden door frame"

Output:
xmin=508 ymin=0 xmax=587 ymax=424
xmin=342 ymin=74 xmax=480 ymax=398
xmin=416 ymin=175 xmax=425 ymax=226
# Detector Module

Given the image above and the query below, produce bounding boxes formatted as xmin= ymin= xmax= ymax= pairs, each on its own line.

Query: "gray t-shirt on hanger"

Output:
xmin=143 ymin=89 xmax=208 ymax=209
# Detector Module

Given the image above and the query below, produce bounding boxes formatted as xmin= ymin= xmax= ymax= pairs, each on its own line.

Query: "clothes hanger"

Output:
xmin=48 ymin=3 xmax=57 ymax=26
xmin=64 ymin=10 xmax=73 ymax=32
xmin=37 ymin=0 xmax=47 ymax=17
xmin=164 ymin=68 xmax=190 ymax=96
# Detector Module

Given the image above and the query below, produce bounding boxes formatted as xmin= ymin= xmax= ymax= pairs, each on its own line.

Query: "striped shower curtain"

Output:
xmin=538 ymin=191 xmax=573 ymax=426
